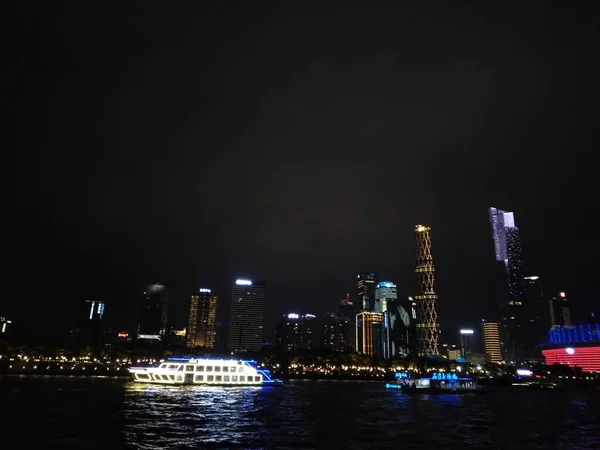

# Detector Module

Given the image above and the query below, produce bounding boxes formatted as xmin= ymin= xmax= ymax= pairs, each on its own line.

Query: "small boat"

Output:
xmin=512 ymin=380 xmax=561 ymax=389
xmin=129 ymin=357 xmax=283 ymax=386
xmin=385 ymin=371 xmax=482 ymax=393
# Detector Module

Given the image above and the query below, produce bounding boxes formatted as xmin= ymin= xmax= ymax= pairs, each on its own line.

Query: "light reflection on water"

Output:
xmin=121 ymin=380 xmax=600 ymax=449
xmin=1 ymin=376 xmax=600 ymax=449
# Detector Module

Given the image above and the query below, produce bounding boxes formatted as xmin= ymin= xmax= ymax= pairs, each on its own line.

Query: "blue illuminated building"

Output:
xmin=542 ymin=323 xmax=600 ymax=346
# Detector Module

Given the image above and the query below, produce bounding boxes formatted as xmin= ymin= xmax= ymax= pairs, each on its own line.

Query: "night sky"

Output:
xmin=14 ymin=2 xmax=598 ymax=340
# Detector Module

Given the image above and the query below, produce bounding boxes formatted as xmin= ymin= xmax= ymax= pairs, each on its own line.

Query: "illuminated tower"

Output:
xmin=481 ymin=319 xmax=502 ymax=363
xmin=489 ymin=207 xmax=524 ymax=304
xmin=228 ymin=279 xmax=266 ymax=352
xmin=186 ymin=288 xmax=218 ymax=349
xmin=414 ymin=225 xmax=440 ymax=355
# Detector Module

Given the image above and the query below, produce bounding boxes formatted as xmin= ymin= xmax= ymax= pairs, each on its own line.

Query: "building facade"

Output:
xmin=186 ymin=288 xmax=218 ymax=349
xmin=459 ymin=328 xmax=475 ymax=360
xmin=228 ymin=279 xmax=265 ymax=352
xmin=138 ymin=284 xmax=168 ymax=339
xmin=481 ymin=319 xmax=502 ymax=364
xmin=357 ymin=273 xmax=377 ymax=313
xmin=414 ymin=225 xmax=440 ymax=355
xmin=275 ymin=313 xmax=316 ymax=352
xmin=322 ymin=312 xmax=354 ymax=353
xmin=549 ymin=291 xmax=573 ymax=328
xmin=356 ymin=312 xmax=389 ymax=359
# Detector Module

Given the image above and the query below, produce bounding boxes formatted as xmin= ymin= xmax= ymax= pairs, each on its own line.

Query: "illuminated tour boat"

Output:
xmin=385 ymin=371 xmax=481 ymax=393
xmin=129 ymin=357 xmax=283 ymax=386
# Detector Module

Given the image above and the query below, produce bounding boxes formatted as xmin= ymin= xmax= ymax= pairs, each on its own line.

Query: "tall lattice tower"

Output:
xmin=414 ymin=225 xmax=440 ymax=355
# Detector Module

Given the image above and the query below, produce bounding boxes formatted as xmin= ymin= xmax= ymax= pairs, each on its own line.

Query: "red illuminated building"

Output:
xmin=540 ymin=324 xmax=600 ymax=372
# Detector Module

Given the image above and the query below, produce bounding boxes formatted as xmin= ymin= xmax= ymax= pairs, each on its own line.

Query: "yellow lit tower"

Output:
xmin=186 ymin=288 xmax=218 ymax=349
xmin=414 ymin=225 xmax=440 ymax=355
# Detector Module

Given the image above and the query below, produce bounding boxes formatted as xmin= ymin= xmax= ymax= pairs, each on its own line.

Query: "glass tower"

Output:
xmin=228 ymin=279 xmax=265 ymax=352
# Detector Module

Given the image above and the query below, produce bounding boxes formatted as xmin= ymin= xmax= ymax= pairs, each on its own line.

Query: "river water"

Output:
xmin=1 ymin=376 xmax=599 ymax=449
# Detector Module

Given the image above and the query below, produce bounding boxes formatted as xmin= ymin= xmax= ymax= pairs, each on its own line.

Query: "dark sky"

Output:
xmin=14 ymin=2 xmax=599 ymax=340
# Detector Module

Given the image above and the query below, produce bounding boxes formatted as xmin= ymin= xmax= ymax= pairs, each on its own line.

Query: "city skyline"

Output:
xmin=13 ymin=3 xmax=597 ymax=340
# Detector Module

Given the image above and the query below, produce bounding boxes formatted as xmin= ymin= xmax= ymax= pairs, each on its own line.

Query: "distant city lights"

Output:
xmin=460 ymin=329 xmax=474 ymax=335
xmin=287 ymin=313 xmax=299 ymax=319
xmin=566 ymin=347 xmax=575 ymax=355
xmin=199 ymin=288 xmax=211 ymax=293
xmin=235 ymin=279 xmax=252 ymax=286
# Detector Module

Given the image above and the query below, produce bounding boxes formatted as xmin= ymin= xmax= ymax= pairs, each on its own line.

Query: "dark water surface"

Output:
xmin=1 ymin=376 xmax=599 ymax=449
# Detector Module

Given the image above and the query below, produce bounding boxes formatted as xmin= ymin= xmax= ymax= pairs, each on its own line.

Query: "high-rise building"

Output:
xmin=214 ymin=322 xmax=230 ymax=353
xmin=374 ymin=281 xmax=413 ymax=357
xmin=481 ymin=319 xmax=502 ymax=364
xmin=186 ymin=288 xmax=218 ymax=349
xmin=81 ymin=300 xmax=105 ymax=347
xmin=138 ymin=284 xmax=168 ymax=339
xmin=338 ymin=294 xmax=354 ymax=319
xmin=459 ymin=328 xmax=475 ymax=360
xmin=489 ymin=208 xmax=526 ymax=362
xmin=549 ymin=292 xmax=573 ymax=328
xmin=414 ymin=225 xmax=440 ymax=356
xmin=489 ymin=207 xmax=525 ymax=303
xmin=356 ymin=311 xmax=389 ymax=359
xmin=228 ymin=279 xmax=265 ymax=352
xmin=357 ymin=273 xmax=377 ymax=313
xmin=0 ymin=317 xmax=11 ymax=335
xmin=84 ymin=300 xmax=105 ymax=321
xmin=523 ymin=275 xmax=547 ymax=357
xmin=321 ymin=312 xmax=349 ymax=353
xmin=275 ymin=313 xmax=316 ymax=352
xmin=374 ymin=282 xmax=397 ymax=313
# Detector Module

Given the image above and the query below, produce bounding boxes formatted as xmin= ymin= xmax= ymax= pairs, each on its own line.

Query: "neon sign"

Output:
xmin=431 ymin=372 xmax=458 ymax=380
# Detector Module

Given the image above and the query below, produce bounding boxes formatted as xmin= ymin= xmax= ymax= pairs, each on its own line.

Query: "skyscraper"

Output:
xmin=414 ymin=225 xmax=440 ymax=356
xmin=459 ymin=328 xmax=475 ymax=359
xmin=549 ymin=291 xmax=573 ymax=328
xmin=228 ymin=279 xmax=265 ymax=352
xmin=489 ymin=207 xmax=526 ymax=362
xmin=338 ymin=294 xmax=354 ymax=319
xmin=356 ymin=311 xmax=388 ymax=359
xmin=481 ymin=319 xmax=502 ymax=363
xmin=186 ymin=288 xmax=218 ymax=349
xmin=489 ymin=207 xmax=525 ymax=304
xmin=81 ymin=300 xmax=105 ymax=347
xmin=84 ymin=300 xmax=105 ymax=321
xmin=275 ymin=313 xmax=316 ymax=352
xmin=357 ymin=273 xmax=377 ymax=312
xmin=321 ymin=312 xmax=354 ymax=353
xmin=138 ymin=284 xmax=168 ymax=339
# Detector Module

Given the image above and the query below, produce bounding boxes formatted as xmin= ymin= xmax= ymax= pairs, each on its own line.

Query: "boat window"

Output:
xmin=159 ymin=364 xmax=167 ymax=369
xmin=207 ymin=375 xmax=214 ymax=382
xmin=239 ymin=376 xmax=245 ymax=382
xmin=195 ymin=375 xmax=203 ymax=382
xmin=255 ymin=376 xmax=261 ymax=382
xmin=222 ymin=366 xmax=229 ymax=373
xmin=231 ymin=376 xmax=238 ymax=382
xmin=238 ymin=366 xmax=243 ymax=372
xmin=223 ymin=376 xmax=230 ymax=382
xmin=214 ymin=366 xmax=221 ymax=372
xmin=215 ymin=376 xmax=222 ymax=382
xmin=167 ymin=364 xmax=177 ymax=369
xmin=206 ymin=366 xmax=213 ymax=372
xmin=185 ymin=365 xmax=194 ymax=372
xmin=196 ymin=366 xmax=204 ymax=372
xmin=177 ymin=366 xmax=184 ymax=371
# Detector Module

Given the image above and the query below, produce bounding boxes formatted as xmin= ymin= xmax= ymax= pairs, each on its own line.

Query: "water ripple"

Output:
xmin=1 ymin=376 xmax=600 ymax=449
